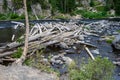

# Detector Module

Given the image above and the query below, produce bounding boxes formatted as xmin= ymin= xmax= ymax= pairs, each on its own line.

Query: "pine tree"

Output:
xmin=49 ymin=0 xmax=76 ymax=13
xmin=3 ymin=0 xmax=8 ymax=11
xmin=113 ymin=0 xmax=120 ymax=15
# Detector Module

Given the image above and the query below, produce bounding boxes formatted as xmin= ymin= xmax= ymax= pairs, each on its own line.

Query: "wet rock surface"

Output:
xmin=112 ymin=34 xmax=120 ymax=50
xmin=50 ymin=54 xmax=74 ymax=66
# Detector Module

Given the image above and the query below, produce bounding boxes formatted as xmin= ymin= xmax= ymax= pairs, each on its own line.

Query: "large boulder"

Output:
xmin=31 ymin=3 xmax=42 ymax=15
xmin=112 ymin=34 xmax=120 ymax=50
xmin=0 ymin=65 xmax=58 ymax=80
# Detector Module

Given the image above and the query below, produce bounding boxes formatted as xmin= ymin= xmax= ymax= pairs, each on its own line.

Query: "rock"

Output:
xmin=110 ymin=9 xmax=115 ymax=16
xmin=40 ymin=58 xmax=50 ymax=65
xmin=85 ymin=40 xmax=90 ymax=43
xmin=50 ymin=54 xmax=74 ymax=66
xmin=112 ymin=34 xmax=120 ymax=50
xmin=16 ymin=8 xmax=24 ymax=16
xmin=50 ymin=55 xmax=64 ymax=65
xmin=59 ymin=42 xmax=69 ymax=49
xmin=91 ymin=49 xmax=100 ymax=55
xmin=112 ymin=32 xmax=119 ymax=35
xmin=0 ymin=65 xmax=58 ymax=80
xmin=72 ymin=15 xmax=82 ymax=19
xmin=55 ymin=60 xmax=63 ymax=64
xmin=118 ymin=73 xmax=120 ymax=76
xmin=65 ymin=48 xmax=77 ymax=54
xmin=60 ymin=74 xmax=69 ymax=80
xmin=31 ymin=3 xmax=42 ymax=15
xmin=62 ymin=57 xmax=74 ymax=66
xmin=78 ymin=35 xmax=84 ymax=41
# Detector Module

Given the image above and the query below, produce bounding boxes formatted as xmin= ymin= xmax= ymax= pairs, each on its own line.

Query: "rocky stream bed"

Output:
xmin=0 ymin=19 xmax=120 ymax=80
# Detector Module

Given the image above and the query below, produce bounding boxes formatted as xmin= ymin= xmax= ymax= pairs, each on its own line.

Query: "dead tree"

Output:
xmin=13 ymin=0 xmax=29 ymax=65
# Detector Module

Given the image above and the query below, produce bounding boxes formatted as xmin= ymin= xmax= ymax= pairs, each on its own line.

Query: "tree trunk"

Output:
xmin=13 ymin=0 xmax=29 ymax=65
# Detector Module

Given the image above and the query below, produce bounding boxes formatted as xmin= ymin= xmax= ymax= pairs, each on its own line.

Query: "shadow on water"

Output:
xmin=0 ymin=27 xmax=13 ymax=43
xmin=0 ymin=21 xmax=24 ymax=46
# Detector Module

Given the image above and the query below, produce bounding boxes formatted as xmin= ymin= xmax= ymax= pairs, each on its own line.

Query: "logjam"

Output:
xmin=0 ymin=20 xmax=97 ymax=63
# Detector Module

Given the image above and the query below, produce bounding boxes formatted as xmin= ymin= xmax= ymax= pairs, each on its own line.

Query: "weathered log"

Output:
xmin=84 ymin=46 xmax=95 ymax=60
xmin=1 ymin=58 xmax=16 ymax=62
xmin=0 ymin=50 xmax=17 ymax=58
xmin=11 ymin=21 xmax=24 ymax=26
xmin=76 ymin=41 xmax=97 ymax=48
xmin=0 ymin=29 xmax=54 ymax=52
xmin=113 ymin=61 xmax=120 ymax=65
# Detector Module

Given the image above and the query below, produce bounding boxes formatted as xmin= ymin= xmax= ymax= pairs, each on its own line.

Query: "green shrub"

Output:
xmin=0 ymin=14 xmax=6 ymax=20
xmin=106 ymin=39 xmax=113 ymax=44
xmin=10 ymin=13 xmax=19 ymax=19
xmin=0 ymin=12 xmax=25 ymax=20
xmin=90 ymin=0 xmax=95 ymax=7
xmin=2 ymin=0 xmax=8 ymax=10
xmin=117 ymin=30 xmax=120 ymax=33
xmin=96 ymin=6 xmax=106 ymax=11
xmin=11 ymin=47 xmax=23 ymax=58
xmin=74 ymin=10 xmax=109 ymax=19
xmin=105 ymin=36 xmax=115 ymax=44
xmin=24 ymin=50 xmax=54 ymax=73
xmin=113 ymin=0 xmax=120 ymax=15
xmin=69 ymin=57 xmax=115 ymax=80
xmin=94 ymin=1 xmax=101 ymax=6
xmin=82 ymin=11 xmax=107 ymax=19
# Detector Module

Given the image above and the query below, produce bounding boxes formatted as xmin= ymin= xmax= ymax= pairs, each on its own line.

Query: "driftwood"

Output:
xmin=113 ymin=61 xmax=120 ymax=65
xmin=76 ymin=41 xmax=97 ymax=48
xmin=1 ymin=58 xmax=16 ymax=62
xmin=0 ymin=50 xmax=17 ymax=58
xmin=84 ymin=46 xmax=95 ymax=60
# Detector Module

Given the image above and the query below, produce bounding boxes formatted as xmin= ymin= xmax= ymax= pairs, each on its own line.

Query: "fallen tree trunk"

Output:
xmin=0 ymin=50 xmax=17 ymax=58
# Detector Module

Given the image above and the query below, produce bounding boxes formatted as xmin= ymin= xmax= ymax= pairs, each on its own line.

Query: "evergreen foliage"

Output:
xmin=105 ymin=0 xmax=114 ymax=11
xmin=49 ymin=0 xmax=76 ymax=13
xmin=12 ymin=0 xmax=49 ymax=11
xmin=113 ymin=0 xmax=120 ymax=15
xmin=90 ymin=0 xmax=95 ymax=7
xmin=12 ymin=0 xmax=23 ymax=10
xmin=2 ymin=0 xmax=8 ymax=10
